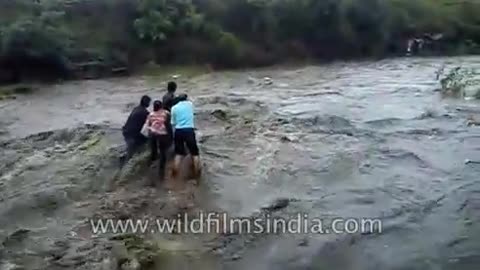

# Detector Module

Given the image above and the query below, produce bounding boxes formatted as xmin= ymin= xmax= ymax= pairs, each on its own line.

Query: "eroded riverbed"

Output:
xmin=1 ymin=57 xmax=480 ymax=270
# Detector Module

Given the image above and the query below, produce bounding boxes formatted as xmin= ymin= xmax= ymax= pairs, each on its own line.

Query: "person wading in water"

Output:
xmin=122 ymin=95 xmax=151 ymax=163
xmin=146 ymin=100 xmax=173 ymax=181
xmin=162 ymin=81 xmax=177 ymax=112
xmin=170 ymin=94 xmax=201 ymax=179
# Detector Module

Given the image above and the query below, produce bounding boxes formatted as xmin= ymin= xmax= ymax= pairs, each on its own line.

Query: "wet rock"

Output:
xmin=280 ymin=135 xmax=299 ymax=143
xmin=298 ymin=238 xmax=309 ymax=247
xmin=466 ymin=116 xmax=480 ymax=127
xmin=446 ymin=236 xmax=468 ymax=248
xmin=262 ymin=198 xmax=290 ymax=212
xmin=231 ymin=253 xmax=242 ymax=261
xmin=82 ymin=163 xmax=97 ymax=173
xmin=263 ymin=77 xmax=273 ymax=85
xmin=243 ymin=118 xmax=254 ymax=125
xmin=464 ymin=219 xmax=473 ymax=226
xmin=55 ymin=252 xmax=87 ymax=267
xmin=211 ymin=109 xmax=229 ymax=121
xmin=418 ymin=109 xmax=437 ymax=119
xmin=2 ymin=229 xmax=30 ymax=247
xmin=464 ymin=159 xmax=480 ymax=165
xmin=48 ymin=246 xmax=68 ymax=261
xmin=53 ymin=144 xmax=68 ymax=154
xmin=296 ymin=115 xmax=354 ymax=132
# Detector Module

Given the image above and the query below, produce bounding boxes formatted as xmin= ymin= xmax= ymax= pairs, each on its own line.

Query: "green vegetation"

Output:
xmin=0 ymin=0 xmax=479 ymax=83
xmin=0 ymin=83 xmax=38 ymax=100
xmin=438 ymin=66 xmax=480 ymax=99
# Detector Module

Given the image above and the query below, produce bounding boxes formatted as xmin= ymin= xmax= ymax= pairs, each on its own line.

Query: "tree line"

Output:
xmin=0 ymin=0 xmax=479 ymax=82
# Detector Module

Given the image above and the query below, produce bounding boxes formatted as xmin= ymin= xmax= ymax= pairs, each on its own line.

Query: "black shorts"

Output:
xmin=174 ymin=128 xmax=199 ymax=156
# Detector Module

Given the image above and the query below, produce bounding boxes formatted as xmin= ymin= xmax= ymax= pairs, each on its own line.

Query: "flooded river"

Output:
xmin=1 ymin=56 xmax=479 ymax=270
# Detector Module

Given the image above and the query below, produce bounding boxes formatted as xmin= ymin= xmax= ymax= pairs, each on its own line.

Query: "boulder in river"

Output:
xmin=261 ymin=198 xmax=290 ymax=212
xmin=466 ymin=116 xmax=480 ymax=127
xmin=280 ymin=135 xmax=299 ymax=143
xmin=2 ymin=229 xmax=30 ymax=248
xmin=211 ymin=109 xmax=229 ymax=121
xmin=263 ymin=77 xmax=273 ymax=85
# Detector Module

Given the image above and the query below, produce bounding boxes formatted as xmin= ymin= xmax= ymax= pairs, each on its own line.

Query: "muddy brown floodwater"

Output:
xmin=1 ymin=56 xmax=480 ymax=270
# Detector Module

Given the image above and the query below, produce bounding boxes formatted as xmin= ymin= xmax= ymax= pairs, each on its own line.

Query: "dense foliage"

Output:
xmin=0 ymin=0 xmax=479 ymax=81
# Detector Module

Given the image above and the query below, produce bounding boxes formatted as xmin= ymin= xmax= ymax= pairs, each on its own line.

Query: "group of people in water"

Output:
xmin=121 ymin=81 xmax=201 ymax=181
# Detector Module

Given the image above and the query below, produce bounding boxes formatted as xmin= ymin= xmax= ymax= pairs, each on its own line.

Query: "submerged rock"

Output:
xmin=280 ymin=135 xmax=299 ymax=143
xmin=298 ymin=238 xmax=310 ymax=247
xmin=465 ymin=159 xmax=480 ymax=164
xmin=261 ymin=198 xmax=290 ymax=212
xmin=53 ymin=144 xmax=68 ymax=154
xmin=466 ymin=116 xmax=480 ymax=127
xmin=263 ymin=77 xmax=273 ymax=85
xmin=2 ymin=229 xmax=30 ymax=247
xmin=231 ymin=253 xmax=242 ymax=261
xmin=211 ymin=109 xmax=229 ymax=121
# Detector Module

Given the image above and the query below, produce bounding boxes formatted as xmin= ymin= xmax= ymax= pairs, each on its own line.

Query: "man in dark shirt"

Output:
xmin=122 ymin=95 xmax=151 ymax=162
xmin=162 ymin=81 xmax=177 ymax=112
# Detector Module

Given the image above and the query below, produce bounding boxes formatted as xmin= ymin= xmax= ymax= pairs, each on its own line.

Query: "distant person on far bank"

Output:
xmin=162 ymin=81 xmax=177 ymax=112
xmin=171 ymin=94 xmax=201 ymax=178
xmin=122 ymin=95 xmax=151 ymax=163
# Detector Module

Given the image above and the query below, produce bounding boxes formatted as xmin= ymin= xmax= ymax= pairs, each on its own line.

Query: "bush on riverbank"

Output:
xmin=438 ymin=66 xmax=480 ymax=99
xmin=0 ymin=0 xmax=479 ymax=83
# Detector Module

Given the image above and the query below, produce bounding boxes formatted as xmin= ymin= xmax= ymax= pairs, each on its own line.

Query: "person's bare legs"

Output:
xmin=192 ymin=155 xmax=201 ymax=179
xmin=172 ymin=155 xmax=183 ymax=177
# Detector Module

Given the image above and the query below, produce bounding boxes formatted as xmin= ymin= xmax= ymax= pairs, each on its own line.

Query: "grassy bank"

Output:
xmin=0 ymin=0 xmax=479 ymax=83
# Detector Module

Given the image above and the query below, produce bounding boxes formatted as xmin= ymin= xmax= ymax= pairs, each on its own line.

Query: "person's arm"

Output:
xmin=191 ymin=101 xmax=197 ymax=130
xmin=166 ymin=112 xmax=173 ymax=138
xmin=170 ymin=107 xmax=176 ymax=130
xmin=146 ymin=113 xmax=152 ymax=127
xmin=141 ymin=109 xmax=149 ymax=124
